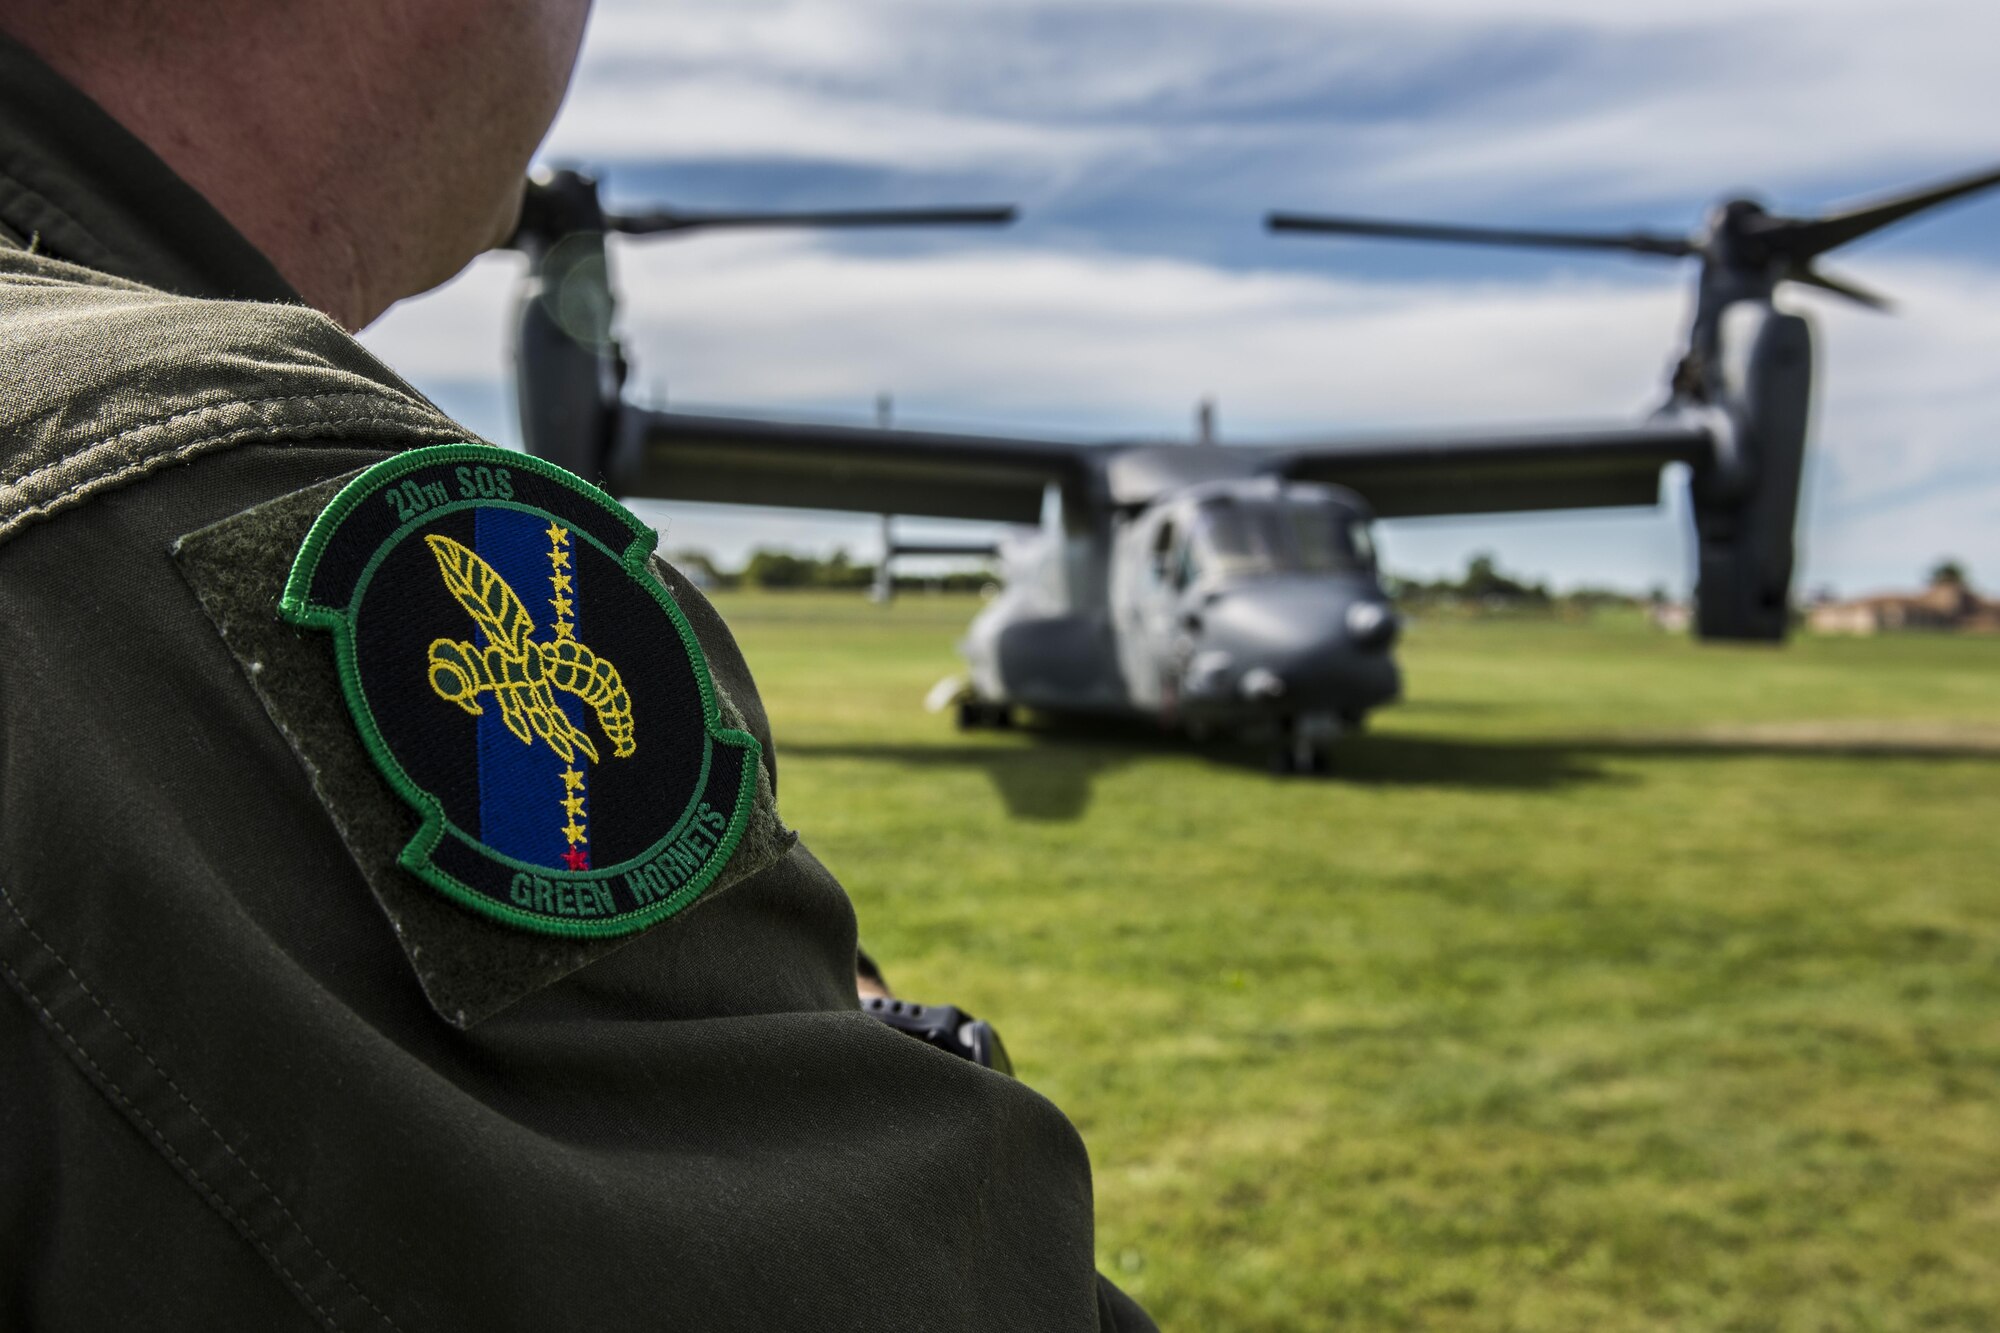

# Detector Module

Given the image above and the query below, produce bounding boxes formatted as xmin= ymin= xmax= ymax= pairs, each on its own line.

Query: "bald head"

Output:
xmin=2 ymin=0 xmax=594 ymax=329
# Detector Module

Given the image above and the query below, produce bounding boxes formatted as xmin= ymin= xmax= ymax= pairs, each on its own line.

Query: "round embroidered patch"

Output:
xmin=280 ymin=444 xmax=761 ymax=937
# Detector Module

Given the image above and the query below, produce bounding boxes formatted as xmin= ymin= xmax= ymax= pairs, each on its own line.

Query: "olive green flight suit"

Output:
xmin=0 ymin=33 xmax=1154 ymax=1332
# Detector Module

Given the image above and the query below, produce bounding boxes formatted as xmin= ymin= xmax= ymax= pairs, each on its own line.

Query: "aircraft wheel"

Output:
xmin=1272 ymin=731 xmax=1334 ymax=776
xmin=957 ymin=700 xmax=1011 ymax=730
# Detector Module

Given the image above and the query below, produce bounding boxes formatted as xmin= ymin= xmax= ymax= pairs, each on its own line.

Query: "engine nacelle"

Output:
xmin=1691 ymin=306 xmax=1813 ymax=641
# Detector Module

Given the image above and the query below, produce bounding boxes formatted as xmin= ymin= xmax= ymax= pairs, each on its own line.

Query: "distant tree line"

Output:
xmin=1387 ymin=552 xmax=1653 ymax=617
xmin=671 ymin=545 xmax=1655 ymax=609
xmin=1930 ymin=558 xmax=1969 ymax=587
xmin=669 ymin=547 xmax=994 ymax=593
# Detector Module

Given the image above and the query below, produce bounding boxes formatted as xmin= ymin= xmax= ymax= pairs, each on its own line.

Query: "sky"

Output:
xmin=359 ymin=0 xmax=2000 ymax=598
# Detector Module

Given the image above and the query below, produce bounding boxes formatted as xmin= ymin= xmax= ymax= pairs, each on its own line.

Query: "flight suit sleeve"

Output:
xmin=0 ymin=440 xmax=1154 ymax=1332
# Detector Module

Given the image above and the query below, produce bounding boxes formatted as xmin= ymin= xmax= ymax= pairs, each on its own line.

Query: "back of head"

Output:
xmin=0 ymin=0 xmax=594 ymax=329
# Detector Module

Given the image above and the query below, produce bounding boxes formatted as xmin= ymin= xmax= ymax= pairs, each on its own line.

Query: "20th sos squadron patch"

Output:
xmin=279 ymin=444 xmax=761 ymax=938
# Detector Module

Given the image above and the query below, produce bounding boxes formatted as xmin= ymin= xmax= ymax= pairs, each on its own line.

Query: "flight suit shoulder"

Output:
xmin=0 ymin=247 xmax=466 ymax=544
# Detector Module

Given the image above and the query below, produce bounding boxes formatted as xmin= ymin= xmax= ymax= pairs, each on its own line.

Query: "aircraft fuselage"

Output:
xmin=959 ymin=478 xmax=1401 ymax=759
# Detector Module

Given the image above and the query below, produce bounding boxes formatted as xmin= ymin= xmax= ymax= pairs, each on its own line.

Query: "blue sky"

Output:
xmin=362 ymin=0 xmax=2000 ymax=597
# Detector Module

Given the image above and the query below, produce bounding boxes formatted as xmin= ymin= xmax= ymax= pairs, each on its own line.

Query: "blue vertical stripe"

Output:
xmin=474 ymin=507 xmax=587 ymax=868
xmin=567 ymin=530 xmax=587 ymax=869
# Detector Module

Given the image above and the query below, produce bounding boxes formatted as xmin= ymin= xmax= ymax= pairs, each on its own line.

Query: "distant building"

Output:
xmin=1808 ymin=568 xmax=2000 ymax=635
xmin=1648 ymin=600 xmax=1691 ymax=633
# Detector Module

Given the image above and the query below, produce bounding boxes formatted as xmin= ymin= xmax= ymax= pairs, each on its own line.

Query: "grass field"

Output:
xmin=714 ymin=592 xmax=2000 ymax=1331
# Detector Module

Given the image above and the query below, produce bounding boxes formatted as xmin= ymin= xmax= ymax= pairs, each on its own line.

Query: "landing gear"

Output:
xmin=1271 ymin=712 xmax=1342 ymax=775
xmin=1271 ymin=737 xmax=1331 ymax=775
xmin=956 ymin=699 xmax=1014 ymax=730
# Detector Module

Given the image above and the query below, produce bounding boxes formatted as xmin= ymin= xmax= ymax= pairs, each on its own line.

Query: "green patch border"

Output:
xmin=278 ymin=443 xmax=762 ymax=939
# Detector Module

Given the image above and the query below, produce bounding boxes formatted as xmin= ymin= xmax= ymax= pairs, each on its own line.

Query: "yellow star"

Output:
xmin=549 ymin=548 xmax=571 ymax=569
xmin=545 ymin=523 xmax=570 ymax=546
xmin=549 ymin=572 xmax=573 ymax=594
xmin=561 ymin=768 xmax=586 ymax=792
xmin=561 ymin=794 xmax=587 ymax=817
xmin=562 ymin=819 xmax=587 ymax=846
xmin=552 ymin=620 xmax=576 ymax=641
xmin=550 ymin=595 xmax=574 ymax=618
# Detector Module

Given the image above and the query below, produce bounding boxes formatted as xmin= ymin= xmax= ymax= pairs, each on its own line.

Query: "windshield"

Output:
xmin=1186 ymin=498 xmax=1373 ymax=581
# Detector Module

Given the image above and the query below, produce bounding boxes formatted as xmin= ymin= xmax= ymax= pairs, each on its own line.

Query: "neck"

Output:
xmin=2 ymin=10 xmax=527 ymax=330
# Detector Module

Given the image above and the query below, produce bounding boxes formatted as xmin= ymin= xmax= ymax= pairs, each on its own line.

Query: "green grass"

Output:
xmin=715 ymin=592 xmax=2000 ymax=1331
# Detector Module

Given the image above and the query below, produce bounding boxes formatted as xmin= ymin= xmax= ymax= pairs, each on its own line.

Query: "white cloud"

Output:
xmin=547 ymin=75 xmax=1145 ymax=173
xmin=1348 ymin=7 xmax=2000 ymax=206
xmin=371 ymin=235 xmax=1679 ymax=430
xmin=605 ymin=237 xmax=1674 ymax=427
xmin=358 ymin=0 xmax=2000 ymax=596
xmin=1810 ymin=265 xmax=2000 ymax=501
xmin=374 ymin=254 xmax=523 ymax=384
xmin=366 ymin=235 xmax=2000 ymax=594
xmin=544 ymin=0 xmax=2000 ymax=211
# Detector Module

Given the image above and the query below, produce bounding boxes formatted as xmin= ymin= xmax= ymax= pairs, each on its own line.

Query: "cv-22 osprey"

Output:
xmin=505 ymin=164 xmax=2000 ymax=771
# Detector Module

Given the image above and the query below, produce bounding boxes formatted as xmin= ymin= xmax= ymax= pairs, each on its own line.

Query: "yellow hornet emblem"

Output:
xmin=422 ymin=534 xmax=636 ymax=765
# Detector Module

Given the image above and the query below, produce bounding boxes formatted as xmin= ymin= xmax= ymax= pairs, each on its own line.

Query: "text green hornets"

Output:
xmin=507 ymin=801 xmax=732 ymax=917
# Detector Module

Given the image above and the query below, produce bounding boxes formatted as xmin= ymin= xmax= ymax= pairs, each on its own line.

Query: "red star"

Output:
xmin=562 ymin=846 xmax=590 ymax=871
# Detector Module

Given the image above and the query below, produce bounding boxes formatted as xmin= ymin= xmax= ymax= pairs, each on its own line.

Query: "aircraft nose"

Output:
xmin=1186 ymin=582 xmax=1400 ymax=709
xmin=1343 ymin=597 xmax=1399 ymax=650
xmin=1205 ymin=584 xmax=1396 ymax=655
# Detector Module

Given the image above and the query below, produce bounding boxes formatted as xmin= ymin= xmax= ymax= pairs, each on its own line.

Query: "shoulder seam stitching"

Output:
xmin=0 ymin=400 xmax=469 ymax=542
xmin=0 ymin=884 xmax=404 ymax=1333
xmin=2 ymin=390 xmax=434 ymax=486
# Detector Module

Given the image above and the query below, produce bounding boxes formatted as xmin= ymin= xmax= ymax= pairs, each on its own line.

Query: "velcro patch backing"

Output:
xmin=173 ymin=458 xmax=793 ymax=1026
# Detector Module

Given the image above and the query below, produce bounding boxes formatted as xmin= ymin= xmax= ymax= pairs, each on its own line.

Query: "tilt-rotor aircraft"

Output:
xmin=507 ymin=164 xmax=2000 ymax=771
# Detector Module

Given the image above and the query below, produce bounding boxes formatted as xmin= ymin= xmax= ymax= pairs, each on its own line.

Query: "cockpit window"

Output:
xmin=1186 ymin=497 xmax=1375 ymax=580
xmin=1288 ymin=505 xmax=1342 ymax=572
xmin=1189 ymin=501 xmax=1282 ymax=576
xmin=1287 ymin=502 xmax=1375 ymax=573
xmin=1348 ymin=521 xmax=1376 ymax=568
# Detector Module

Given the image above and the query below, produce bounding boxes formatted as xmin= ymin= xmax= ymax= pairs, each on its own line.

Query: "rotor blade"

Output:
xmin=608 ymin=205 xmax=1017 ymax=236
xmin=1765 ymin=163 xmax=2000 ymax=261
xmin=1266 ymin=211 xmax=1696 ymax=258
xmin=1789 ymin=264 xmax=1892 ymax=311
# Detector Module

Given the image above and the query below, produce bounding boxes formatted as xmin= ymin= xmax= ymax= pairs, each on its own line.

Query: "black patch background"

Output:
xmin=306 ymin=459 xmax=633 ymax=608
xmin=324 ymin=463 xmax=714 ymax=872
xmin=178 ymin=469 xmax=794 ymax=1025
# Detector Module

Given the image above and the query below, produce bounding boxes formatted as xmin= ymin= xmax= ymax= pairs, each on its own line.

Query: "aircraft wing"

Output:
xmin=1257 ymin=422 xmax=1718 ymax=518
xmin=620 ymin=408 xmax=1720 ymax=523
xmin=618 ymin=408 xmax=1100 ymax=523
